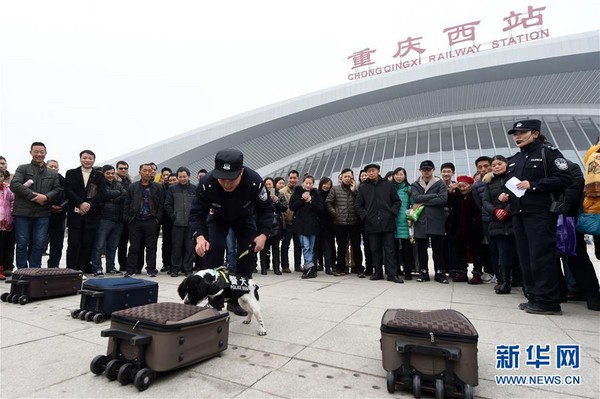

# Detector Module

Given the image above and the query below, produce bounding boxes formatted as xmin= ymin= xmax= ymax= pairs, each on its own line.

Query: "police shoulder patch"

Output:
xmin=258 ymin=186 xmax=268 ymax=201
xmin=554 ymin=158 xmax=568 ymax=170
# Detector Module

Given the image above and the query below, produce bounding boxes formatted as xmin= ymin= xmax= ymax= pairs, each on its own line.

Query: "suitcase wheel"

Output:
xmin=117 ymin=363 xmax=134 ymax=385
xmin=12 ymin=295 xmax=20 ymax=304
xmin=71 ymin=310 xmax=80 ymax=319
xmin=463 ymin=383 xmax=474 ymax=399
xmin=93 ymin=313 xmax=105 ymax=324
xmin=79 ymin=311 xmax=90 ymax=321
xmin=435 ymin=378 xmax=444 ymax=399
xmin=6 ymin=294 xmax=14 ymax=303
xmin=134 ymin=368 xmax=154 ymax=392
xmin=18 ymin=295 xmax=30 ymax=305
xmin=105 ymin=359 xmax=123 ymax=381
xmin=386 ymin=370 xmax=396 ymax=393
xmin=90 ymin=355 xmax=109 ymax=375
xmin=85 ymin=312 xmax=95 ymax=322
xmin=1 ymin=292 xmax=9 ymax=302
xmin=413 ymin=374 xmax=421 ymax=398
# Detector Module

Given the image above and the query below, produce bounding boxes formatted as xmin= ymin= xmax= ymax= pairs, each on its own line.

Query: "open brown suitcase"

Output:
xmin=1 ymin=268 xmax=83 ymax=305
xmin=90 ymin=302 xmax=229 ymax=391
xmin=380 ymin=308 xmax=478 ymax=399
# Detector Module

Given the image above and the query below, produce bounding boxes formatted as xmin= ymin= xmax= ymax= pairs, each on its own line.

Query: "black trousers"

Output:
xmin=118 ymin=222 xmax=129 ymax=271
xmin=204 ymin=215 xmax=258 ymax=279
xmin=260 ymin=235 xmax=281 ymax=270
xmin=160 ymin=218 xmax=173 ymax=268
xmin=0 ymin=231 xmax=15 ymax=268
xmin=513 ymin=212 xmax=561 ymax=306
xmin=415 ymin=235 xmax=446 ymax=273
xmin=171 ymin=225 xmax=194 ymax=274
xmin=562 ymin=232 xmax=600 ymax=300
xmin=452 ymin=236 xmax=484 ymax=274
xmin=127 ymin=219 xmax=159 ymax=275
xmin=367 ymin=231 xmax=398 ymax=277
xmin=395 ymin=238 xmax=416 ymax=276
xmin=315 ymin=231 xmax=335 ymax=271
xmin=333 ymin=224 xmax=363 ymax=272
xmin=66 ymin=224 xmax=96 ymax=273
xmin=47 ymin=213 xmax=65 ymax=268
xmin=280 ymin=226 xmax=301 ymax=269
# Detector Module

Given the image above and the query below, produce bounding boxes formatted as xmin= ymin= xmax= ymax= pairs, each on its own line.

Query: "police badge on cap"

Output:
xmin=507 ymin=119 xmax=542 ymax=135
xmin=214 ymin=149 xmax=244 ymax=179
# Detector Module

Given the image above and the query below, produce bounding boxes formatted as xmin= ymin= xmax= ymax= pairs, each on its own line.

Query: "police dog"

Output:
xmin=177 ymin=268 xmax=267 ymax=336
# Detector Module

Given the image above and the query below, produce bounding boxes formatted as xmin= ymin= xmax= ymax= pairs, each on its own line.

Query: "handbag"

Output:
xmin=575 ymin=212 xmax=600 ymax=235
xmin=556 ymin=215 xmax=577 ymax=257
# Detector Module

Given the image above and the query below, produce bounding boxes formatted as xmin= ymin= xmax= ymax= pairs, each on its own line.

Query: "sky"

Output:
xmin=1 ymin=0 xmax=599 ymax=172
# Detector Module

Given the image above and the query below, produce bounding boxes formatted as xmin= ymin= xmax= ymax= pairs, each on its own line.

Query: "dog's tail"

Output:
xmin=254 ymin=285 xmax=259 ymax=301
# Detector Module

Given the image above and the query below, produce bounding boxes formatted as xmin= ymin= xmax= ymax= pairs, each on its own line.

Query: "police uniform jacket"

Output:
xmin=355 ymin=176 xmax=400 ymax=234
xmin=506 ymin=140 xmax=572 ymax=214
xmin=189 ymin=167 xmax=273 ymax=240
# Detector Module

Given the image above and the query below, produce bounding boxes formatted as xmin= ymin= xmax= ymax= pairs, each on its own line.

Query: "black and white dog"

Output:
xmin=177 ymin=268 xmax=267 ymax=336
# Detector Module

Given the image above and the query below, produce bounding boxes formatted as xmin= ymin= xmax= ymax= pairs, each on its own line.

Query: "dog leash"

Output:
xmin=237 ymin=242 xmax=256 ymax=260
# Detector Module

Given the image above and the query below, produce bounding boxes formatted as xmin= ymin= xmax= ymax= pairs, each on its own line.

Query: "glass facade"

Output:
xmin=269 ymin=115 xmax=600 ymax=182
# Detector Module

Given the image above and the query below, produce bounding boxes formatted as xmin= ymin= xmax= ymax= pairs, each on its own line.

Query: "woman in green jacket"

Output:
xmin=393 ymin=167 xmax=415 ymax=280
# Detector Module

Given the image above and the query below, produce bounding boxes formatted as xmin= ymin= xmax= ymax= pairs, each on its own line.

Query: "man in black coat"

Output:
xmin=64 ymin=150 xmax=106 ymax=274
xmin=355 ymin=163 xmax=403 ymax=283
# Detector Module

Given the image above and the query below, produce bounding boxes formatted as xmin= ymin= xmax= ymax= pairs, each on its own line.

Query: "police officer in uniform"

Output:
xmin=189 ymin=149 xmax=273 ymax=316
xmin=499 ymin=120 xmax=571 ymax=315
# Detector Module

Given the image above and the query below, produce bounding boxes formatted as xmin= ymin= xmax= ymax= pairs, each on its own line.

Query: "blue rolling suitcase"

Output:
xmin=71 ymin=277 xmax=159 ymax=323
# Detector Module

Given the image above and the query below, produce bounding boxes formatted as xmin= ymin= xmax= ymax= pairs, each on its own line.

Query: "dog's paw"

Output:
xmin=257 ymin=330 xmax=267 ymax=336
xmin=242 ymin=319 xmax=251 ymax=324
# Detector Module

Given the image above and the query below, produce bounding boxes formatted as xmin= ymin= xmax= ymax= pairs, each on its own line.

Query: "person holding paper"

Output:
xmin=499 ymin=119 xmax=571 ymax=315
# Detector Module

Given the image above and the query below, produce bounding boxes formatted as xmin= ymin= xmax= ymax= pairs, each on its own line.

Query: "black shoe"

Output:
xmin=587 ymin=297 xmax=600 ymax=311
xmin=93 ymin=271 xmax=104 ymax=277
xmin=364 ymin=270 xmax=373 ymax=276
xmin=524 ymin=303 xmax=562 ymax=315
xmin=416 ymin=271 xmax=430 ymax=282
xmin=369 ymin=273 xmax=384 ymax=281
xmin=160 ymin=266 xmax=170 ymax=273
xmin=325 ymin=269 xmax=333 ymax=275
xmin=294 ymin=267 xmax=303 ymax=272
xmin=227 ymin=303 xmax=248 ymax=316
xmin=434 ymin=273 xmax=449 ymax=284
xmin=358 ymin=272 xmax=366 ymax=278
xmin=518 ymin=300 xmax=534 ymax=310
xmin=404 ymin=273 xmax=412 ymax=281
xmin=302 ymin=267 xmax=317 ymax=279
xmin=170 ymin=272 xmax=179 ymax=277
xmin=387 ymin=275 xmax=404 ymax=283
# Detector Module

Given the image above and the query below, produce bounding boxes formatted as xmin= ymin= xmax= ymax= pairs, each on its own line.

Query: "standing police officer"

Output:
xmin=189 ymin=149 xmax=273 ymax=316
xmin=499 ymin=120 xmax=571 ymax=315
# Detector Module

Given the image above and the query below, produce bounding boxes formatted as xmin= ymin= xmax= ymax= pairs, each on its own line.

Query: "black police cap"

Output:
xmin=507 ymin=119 xmax=541 ymax=135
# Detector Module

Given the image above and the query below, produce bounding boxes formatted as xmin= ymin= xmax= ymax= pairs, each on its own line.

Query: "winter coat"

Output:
xmin=289 ymin=186 xmax=323 ymax=236
xmin=446 ymin=189 xmax=483 ymax=241
xmin=471 ymin=179 xmax=491 ymax=222
xmin=482 ymin=172 xmax=513 ymax=237
xmin=583 ymin=142 xmax=600 ymax=213
xmin=10 ymin=161 xmax=61 ymax=217
xmin=410 ymin=177 xmax=448 ymax=238
xmin=123 ymin=181 xmax=164 ymax=224
xmin=355 ymin=176 xmax=400 ymax=234
xmin=165 ymin=183 xmax=197 ymax=227
xmin=64 ymin=167 xmax=106 ymax=229
xmin=269 ymin=190 xmax=287 ymax=237
xmin=318 ymin=188 xmax=335 ymax=238
xmin=562 ymin=161 xmax=585 ymax=217
xmin=325 ymin=184 xmax=360 ymax=226
xmin=394 ymin=181 xmax=413 ymax=239
xmin=279 ymin=185 xmax=296 ymax=225
xmin=100 ymin=180 xmax=126 ymax=222
xmin=0 ymin=183 xmax=14 ymax=232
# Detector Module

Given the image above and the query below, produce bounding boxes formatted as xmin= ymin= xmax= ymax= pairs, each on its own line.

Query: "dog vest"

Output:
xmin=207 ymin=268 xmax=254 ymax=310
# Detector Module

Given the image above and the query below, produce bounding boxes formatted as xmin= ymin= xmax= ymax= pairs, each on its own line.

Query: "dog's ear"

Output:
xmin=177 ymin=277 xmax=190 ymax=300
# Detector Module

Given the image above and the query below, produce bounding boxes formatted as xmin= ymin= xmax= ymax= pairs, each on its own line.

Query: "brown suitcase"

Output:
xmin=380 ymin=308 xmax=479 ymax=399
xmin=90 ymin=302 xmax=229 ymax=391
xmin=1 ymin=268 xmax=83 ymax=305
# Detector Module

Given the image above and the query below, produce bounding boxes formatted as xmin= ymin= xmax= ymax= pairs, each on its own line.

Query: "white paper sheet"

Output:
xmin=505 ymin=177 xmax=526 ymax=198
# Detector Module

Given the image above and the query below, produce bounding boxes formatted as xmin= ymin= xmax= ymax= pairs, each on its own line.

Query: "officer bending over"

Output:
xmin=189 ymin=149 xmax=273 ymax=316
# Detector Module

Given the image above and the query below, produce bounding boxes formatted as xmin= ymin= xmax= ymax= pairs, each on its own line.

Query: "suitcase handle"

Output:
xmin=8 ymin=279 xmax=30 ymax=287
xmin=101 ymin=328 xmax=152 ymax=346
xmin=78 ymin=289 xmax=105 ymax=298
xmin=396 ymin=340 xmax=461 ymax=361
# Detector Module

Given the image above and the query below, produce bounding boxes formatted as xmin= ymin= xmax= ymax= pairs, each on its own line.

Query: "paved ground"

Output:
xmin=1 ymin=246 xmax=599 ymax=399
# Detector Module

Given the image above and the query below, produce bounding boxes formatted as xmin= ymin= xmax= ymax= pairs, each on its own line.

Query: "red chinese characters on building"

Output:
xmin=443 ymin=20 xmax=481 ymax=46
xmin=347 ymin=48 xmax=377 ymax=69
xmin=393 ymin=36 xmax=426 ymax=58
xmin=503 ymin=5 xmax=546 ymax=31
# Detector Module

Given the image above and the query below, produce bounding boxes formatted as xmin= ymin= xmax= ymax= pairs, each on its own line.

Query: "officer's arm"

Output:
xmin=189 ymin=183 xmax=211 ymax=240
xmin=255 ymin=186 xmax=274 ymax=237
xmin=534 ymin=149 xmax=573 ymax=192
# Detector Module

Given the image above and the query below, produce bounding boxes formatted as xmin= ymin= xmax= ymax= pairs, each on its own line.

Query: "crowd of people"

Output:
xmin=1 ymin=119 xmax=599 ymax=316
